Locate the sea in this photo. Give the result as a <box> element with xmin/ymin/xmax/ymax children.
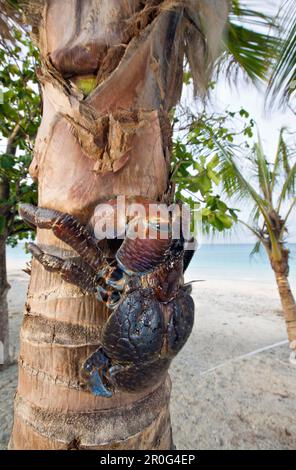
<box><xmin>186</xmin><ymin>243</ymin><xmax>296</xmax><ymax>285</ymax></box>
<box><xmin>6</xmin><ymin>243</ymin><xmax>296</xmax><ymax>286</ymax></box>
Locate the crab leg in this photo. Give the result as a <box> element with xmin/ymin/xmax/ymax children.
<box><xmin>28</xmin><ymin>243</ymin><xmax>97</xmax><ymax>293</ymax></box>
<box><xmin>20</xmin><ymin>204</ymin><xmax>104</xmax><ymax>271</ymax></box>
<box><xmin>81</xmin><ymin>348</ymin><xmax>113</xmax><ymax>398</ymax></box>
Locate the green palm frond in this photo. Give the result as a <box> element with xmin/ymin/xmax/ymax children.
<box><xmin>249</xmin><ymin>202</ymin><xmax>261</xmax><ymax>226</ymax></box>
<box><xmin>277</xmin><ymin>161</ymin><xmax>296</xmax><ymax>211</ymax></box>
<box><xmin>280</xmin><ymin>198</ymin><xmax>296</xmax><ymax>239</ymax></box>
<box><xmin>0</xmin><ymin>1</ymin><xmax>22</xmax><ymax>42</ymax></box>
<box><xmin>216</xmin><ymin>136</ymin><xmax>282</xmax><ymax>260</ymax></box>
<box><xmin>271</xmin><ymin>128</ymin><xmax>296</xmax><ymax>199</ymax></box>
<box><xmin>215</xmin><ymin>137</ymin><xmax>268</xmax><ymax>211</ymax></box>
<box><xmin>217</xmin><ymin>129</ymin><xmax>296</xmax><ymax>259</ymax></box>
<box><xmin>271</xmin><ymin>128</ymin><xmax>287</xmax><ymax>191</ymax></box>
<box><xmin>252</xmin><ymin>134</ymin><xmax>272</xmax><ymax>203</ymax></box>
<box><xmin>217</xmin><ymin>0</ymin><xmax>279</xmax><ymax>84</ymax></box>
<box><xmin>267</xmin><ymin>0</ymin><xmax>296</xmax><ymax>105</ymax></box>
<box><xmin>281</xmin><ymin>135</ymin><xmax>293</xmax><ymax>177</ymax></box>
<box><xmin>250</xmin><ymin>239</ymin><xmax>262</xmax><ymax>257</ymax></box>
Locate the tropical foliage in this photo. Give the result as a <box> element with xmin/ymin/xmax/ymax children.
<box><xmin>0</xmin><ymin>0</ymin><xmax>283</xmax><ymax>241</ymax></box>
<box><xmin>0</xmin><ymin>1</ymin><xmax>292</xmax><ymax>246</ymax></box>
<box><xmin>0</xmin><ymin>28</ymin><xmax>40</xmax><ymax>247</ymax></box>
<box><xmin>218</xmin><ymin>129</ymin><xmax>295</xmax><ymax>262</ymax></box>
<box><xmin>268</xmin><ymin>0</ymin><xmax>296</xmax><ymax>107</ymax></box>
<box><xmin>222</xmin><ymin>0</ymin><xmax>279</xmax><ymax>84</ymax></box>
<box><xmin>218</xmin><ymin>128</ymin><xmax>296</xmax><ymax>357</ymax></box>
<box><xmin>171</xmin><ymin>106</ymin><xmax>254</xmax><ymax>232</ymax></box>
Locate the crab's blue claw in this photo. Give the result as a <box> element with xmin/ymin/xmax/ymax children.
<box><xmin>88</xmin><ymin>369</ymin><xmax>113</xmax><ymax>398</ymax></box>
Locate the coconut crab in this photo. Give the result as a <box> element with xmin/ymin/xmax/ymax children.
<box><xmin>19</xmin><ymin>199</ymin><xmax>195</xmax><ymax>397</ymax></box>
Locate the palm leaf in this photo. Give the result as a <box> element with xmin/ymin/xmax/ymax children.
<box><xmin>271</xmin><ymin>128</ymin><xmax>287</xmax><ymax>191</ymax></box>
<box><xmin>280</xmin><ymin>198</ymin><xmax>296</xmax><ymax>240</ymax></box>
<box><xmin>277</xmin><ymin>161</ymin><xmax>296</xmax><ymax>210</ymax></box>
<box><xmin>252</xmin><ymin>134</ymin><xmax>272</xmax><ymax>203</ymax></box>
<box><xmin>267</xmin><ymin>0</ymin><xmax>296</xmax><ymax>106</ymax></box>
<box><xmin>250</xmin><ymin>239</ymin><xmax>262</xmax><ymax>257</ymax></box>
<box><xmin>216</xmin><ymin>138</ymin><xmax>266</xmax><ymax>208</ymax></box>
<box><xmin>217</xmin><ymin>1</ymin><xmax>279</xmax><ymax>84</ymax></box>
<box><xmin>249</xmin><ymin>202</ymin><xmax>261</xmax><ymax>226</ymax></box>
<box><xmin>0</xmin><ymin>1</ymin><xmax>22</xmax><ymax>42</ymax></box>
<box><xmin>216</xmin><ymin>137</ymin><xmax>282</xmax><ymax>260</ymax></box>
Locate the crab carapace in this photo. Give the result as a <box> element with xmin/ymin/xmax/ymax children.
<box><xmin>19</xmin><ymin>199</ymin><xmax>195</xmax><ymax>397</ymax></box>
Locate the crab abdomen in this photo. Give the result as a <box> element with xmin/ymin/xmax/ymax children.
<box><xmin>101</xmin><ymin>288</ymin><xmax>165</xmax><ymax>364</ymax></box>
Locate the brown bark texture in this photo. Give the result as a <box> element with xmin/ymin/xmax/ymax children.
<box><xmin>0</xmin><ymin>236</ymin><xmax>9</xmax><ymax>368</ymax></box>
<box><xmin>272</xmin><ymin>250</ymin><xmax>296</xmax><ymax>345</ymax></box>
<box><xmin>10</xmin><ymin>0</ymin><xmax>228</xmax><ymax>450</ymax></box>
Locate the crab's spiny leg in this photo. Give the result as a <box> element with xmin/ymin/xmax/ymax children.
<box><xmin>20</xmin><ymin>204</ymin><xmax>104</xmax><ymax>271</ymax></box>
<box><xmin>28</xmin><ymin>243</ymin><xmax>97</xmax><ymax>293</ymax></box>
<box><xmin>81</xmin><ymin>348</ymin><xmax>113</xmax><ymax>397</ymax></box>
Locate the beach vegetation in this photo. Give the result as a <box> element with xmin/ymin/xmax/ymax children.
<box><xmin>0</xmin><ymin>28</ymin><xmax>39</xmax><ymax>365</ymax></box>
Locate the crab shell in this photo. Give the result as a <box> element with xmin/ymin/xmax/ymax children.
<box><xmin>100</xmin><ymin>286</ymin><xmax>194</xmax><ymax>393</ymax></box>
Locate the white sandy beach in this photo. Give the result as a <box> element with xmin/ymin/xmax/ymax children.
<box><xmin>0</xmin><ymin>265</ymin><xmax>296</xmax><ymax>450</ymax></box>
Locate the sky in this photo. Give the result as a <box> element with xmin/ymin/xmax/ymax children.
<box><xmin>199</xmin><ymin>0</ymin><xmax>296</xmax><ymax>244</ymax></box>
<box><xmin>206</xmin><ymin>72</ymin><xmax>296</xmax><ymax>244</ymax></box>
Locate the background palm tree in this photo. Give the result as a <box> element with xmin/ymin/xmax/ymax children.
<box><xmin>218</xmin><ymin>129</ymin><xmax>296</xmax><ymax>363</ymax></box>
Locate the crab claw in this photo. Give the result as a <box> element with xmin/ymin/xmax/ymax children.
<box><xmin>19</xmin><ymin>203</ymin><xmax>104</xmax><ymax>271</ymax></box>
<box><xmin>81</xmin><ymin>348</ymin><xmax>113</xmax><ymax>398</ymax></box>
<box><xmin>87</xmin><ymin>369</ymin><xmax>113</xmax><ymax>398</ymax></box>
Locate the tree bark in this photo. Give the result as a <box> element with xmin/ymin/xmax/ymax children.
<box><xmin>274</xmin><ymin>270</ymin><xmax>296</xmax><ymax>345</ymax></box>
<box><xmin>0</xmin><ymin>124</ymin><xmax>20</xmax><ymax>368</ymax></box>
<box><xmin>0</xmin><ymin>235</ymin><xmax>9</xmax><ymax>368</ymax></box>
<box><xmin>0</xmin><ymin>135</ymin><xmax>13</xmax><ymax>369</ymax></box>
<box><xmin>10</xmin><ymin>0</ymin><xmax>228</xmax><ymax>450</ymax></box>
<box><xmin>270</xmin><ymin>247</ymin><xmax>296</xmax><ymax>347</ymax></box>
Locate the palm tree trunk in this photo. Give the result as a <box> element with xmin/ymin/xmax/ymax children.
<box><xmin>9</xmin><ymin>0</ymin><xmax>228</xmax><ymax>450</ymax></box>
<box><xmin>0</xmin><ymin>126</ymin><xmax>20</xmax><ymax>369</ymax></box>
<box><xmin>0</xmin><ymin>170</ymin><xmax>11</xmax><ymax>369</ymax></box>
<box><xmin>270</xmin><ymin>247</ymin><xmax>296</xmax><ymax>348</ymax></box>
<box><xmin>0</xmin><ymin>235</ymin><xmax>9</xmax><ymax>368</ymax></box>
<box><xmin>274</xmin><ymin>270</ymin><xmax>296</xmax><ymax>345</ymax></box>
<box><xmin>10</xmin><ymin>0</ymin><xmax>181</xmax><ymax>450</ymax></box>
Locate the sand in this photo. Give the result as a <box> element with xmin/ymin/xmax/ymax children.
<box><xmin>0</xmin><ymin>270</ymin><xmax>295</xmax><ymax>450</ymax></box>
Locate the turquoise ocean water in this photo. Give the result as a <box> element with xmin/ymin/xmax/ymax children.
<box><xmin>187</xmin><ymin>243</ymin><xmax>296</xmax><ymax>285</ymax></box>
<box><xmin>6</xmin><ymin>243</ymin><xmax>296</xmax><ymax>285</ymax></box>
